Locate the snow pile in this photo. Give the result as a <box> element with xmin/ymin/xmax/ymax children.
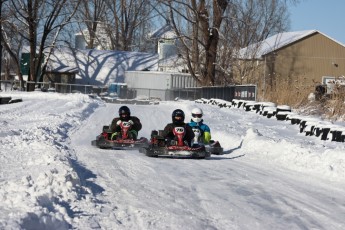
<box><xmin>0</xmin><ymin>92</ymin><xmax>102</xmax><ymax>229</ymax></box>
<box><xmin>239</xmin><ymin>127</ymin><xmax>345</xmax><ymax>181</ymax></box>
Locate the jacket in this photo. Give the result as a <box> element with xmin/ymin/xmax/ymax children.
<box><xmin>188</xmin><ymin>120</ymin><xmax>211</xmax><ymax>144</ymax></box>
<box><xmin>163</xmin><ymin>122</ymin><xmax>195</xmax><ymax>146</ymax></box>
<box><xmin>109</xmin><ymin>116</ymin><xmax>142</xmax><ymax>133</ymax></box>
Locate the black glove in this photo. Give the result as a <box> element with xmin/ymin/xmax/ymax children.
<box><xmin>115</xmin><ymin>125</ymin><xmax>121</xmax><ymax>132</ymax></box>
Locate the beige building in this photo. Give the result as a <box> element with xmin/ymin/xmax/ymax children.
<box><xmin>236</xmin><ymin>30</ymin><xmax>345</xmax><ymax>104</ymax></box>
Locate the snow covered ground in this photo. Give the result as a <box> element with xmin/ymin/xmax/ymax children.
<box><xmin>1</xmin><ymin>91</ymin><xmax>345</xmax><ymax>230</ymax></box>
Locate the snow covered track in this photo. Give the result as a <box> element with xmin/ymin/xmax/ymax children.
<box><xmin>1</xmin><ymin>92</ymin><xmax>345</xmax><ymax>229</ymax></box>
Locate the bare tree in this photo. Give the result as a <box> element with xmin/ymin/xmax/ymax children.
<box><xmin>157</xmin><ymin>0</ymin><xmax>301</xmax><ymax>86</ymax></box>
<box><xmin>76</xmin><ymin>0</ymin><xmax>107</xmax><ymax>49</ymax></box>
<box><xmin>75</xmin><ymin>0</ymin><xmax>154</xmax><ymax>52</ymax></box>
<box><xmin>158</xmin><ymin>0</ymin><xmax>228</xmax><ymax>86</ymax></box>
<box><xmin>104</xmin><ymin>0</ymin><xmax>154</xmax><ymax>51</ymax></box>
<box><xmin>3</xmin><ymin>0</ymin><xmax>80</xmax><ymax>91</ymax></box>
<box><xmin>219</xmin><ymin>0</ymin><xmax>291</xmax><ymax>85</ymax></box>
<box><xmin>0</xmin><ymin>0</ymin><xmax>4</xmax><ymax>90</ymax></box>
<box><xmin>1</xmin><ymin>0</ymin><xmax>27</xmax><ymax>89</ymax></box>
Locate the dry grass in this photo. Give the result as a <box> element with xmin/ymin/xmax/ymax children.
<box><xmin>322</xmin><ymin>97</ymin><xmax>345</xmax><ymax>121</ymax></box>
<box><xmin>257</xmin><ymin>77</ymin><xmax>345</xmax><ymax>121</ymax></box>
<box><xmin>297</xmin><ymin>98</ymin><xmax>345</xmax><ymax>121</ymax></box>
<box><xmin>258</xmin><ymin>78</ymin><xmax>313</xmax><ymax>106</ymax></box>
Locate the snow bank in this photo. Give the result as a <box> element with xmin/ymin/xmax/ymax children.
<box><xmin>0</xmin><ymin>92</ymin><xmax>102</xmax><ymax>229</ymax></box>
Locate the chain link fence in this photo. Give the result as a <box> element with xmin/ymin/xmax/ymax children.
<box><xmin>0</xmin><ymin>80</ymin><xmax>102</xmax><ymax>94</ymax></box>
<box><xmin>1</xmin><ymin>80</ymin><xmax>256</xmax><ymax>102</ymax></box>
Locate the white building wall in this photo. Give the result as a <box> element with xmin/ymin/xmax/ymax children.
<box><xmin>125</xmin><ymin>71</ymin><xmax>171</xmax><ymax>89</ymax></box>
<box><xmin>125</xmin><ymin>71</ymin><xmax>197</xmax><ymax>90</ymax></box>
<box><xmin>124</xmin><ymin>71</ymin><xmax>198</xmax><ymax>100</ymax></box>
<box><xmin>171</xmin><ymin>74</ymin><xmax>197</xmax><ymax>88</ymax></box>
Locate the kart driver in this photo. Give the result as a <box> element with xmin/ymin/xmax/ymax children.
<box><xmin>109</xmin><ymin>106</ymin><xmax>142</xmax><ymax>140</ymax></box>
<box><xmin>188</xmin><ymin>107</ymin><xmax>211</xmax><ymax>144</ymax></box>
<box><xmin>163</xmin><ymin>109</ymin><xmax>195</xmax><ymax>147</ymax></box>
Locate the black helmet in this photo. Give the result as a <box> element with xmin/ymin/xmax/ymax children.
<box><xmin>119</xmin><ymin>106</ymin><xmax>130</xmax><ymax>121</ymax></box>
<box><xmin>172</xmin><ymin>109</ymin><xmax>185</xmax><ymax>125</ymax></box>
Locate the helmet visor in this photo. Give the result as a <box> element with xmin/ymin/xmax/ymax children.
<box><xmin>192</xmin><ymin>113</ymin><xmax>202</xmax><ymax>118</ymax></box>
<box><xmin>174</xmin><ymin>115</ymin><xmax>183</xmax><ymax>120</ymax></box>
<box><xmin>120</xmin><ymin>113</ymin><xmax>129</xmax><ymax>118</ymax></box>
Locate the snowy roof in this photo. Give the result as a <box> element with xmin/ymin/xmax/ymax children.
<box><xmin>149</xmin><ymin>23</ymin><xmax>177</xmax><ymax>40</ymax></box>
<box><xmin>239</xmin><ymin>30</ymin><xmax>345</xmax><ymax>59</ymax></box>
<box><xmin>21</xmin><ymin>45</ymin><xmax>185</xmax><ymax>86</ymax></box>
<box><xmin>46</xmin><ymin>47</ymin><xmax>79</xmax><ymax>73</ymax></box>
<box><xmin>158</xmin><ymin>53</ymin><xmax>186</xmax><ymax>70</ymax></box>
<box><xmin>46</xmin><ymin>48</ymin><xmax>160</xmax><ymax>85</ymax></box>
<box><xmin>46</xmin><ymin>65</ymin><xmax>79</xmax><ymax>74</ymax></box>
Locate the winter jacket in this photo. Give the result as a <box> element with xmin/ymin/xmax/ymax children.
<box><xmin>109</xmin><ymin>116</ymin><xmax>142</xmax><ymax>133</ymax></box>
<box><xmin>188</xmin><ymin>120</ymin><xmax>211</xmax><ymax>144</ymax></box>
<box><xmin>163</xmin><ymin>123</ymin><xmax>195</xmax><ymax>146</ymax></box>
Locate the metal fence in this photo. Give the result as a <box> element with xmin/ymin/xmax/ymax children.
<box><xmin>233</xmin><ymin>85</ymin><xmax>257</xmax><ymax>101</ymax></box>
<box><xmin>0</xmin><ymin>80</ymin><xmax>104</xmax><ymax>94</ymax></box>
<box><xmin>125</xmin><ymin>86</ymin><xmax>256</xmax><ymax>101</ymax></box>
<box><xmin>188</xmin><ymin>85</ymin><xmax>256</xmax><ymax>101</ymax></box>
<box><xmin>1</xmin><ymin>80</ymin><xmax>256</xmax><ymax>102</ymax></box>
<box><xmin>0</xmin><ymin>80</ymin><xmax>16</xmax><ymax>91</ymax></box>
<box><xmin>123</xmin><ymin>87</ymin><xmax>201</xmax><ymax>101</ymax></box>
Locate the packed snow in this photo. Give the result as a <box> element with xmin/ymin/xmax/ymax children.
<box><xmin>1</xmin><ymin>91</ymin><xmax>345</xmax><ymax>230</ymax></box>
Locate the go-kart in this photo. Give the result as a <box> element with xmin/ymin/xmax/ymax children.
<box><xmin>139</xmin><ymin>127</ymin><xmax>210</xmax><ymax>159</ymax></box>
<box><xmin>91</xmin><ymin>121</ymin><xmax>149</xmax><ymax>150</ymax></box>
<box><xmin>190</xmin><ymin>127</ymin><xmax>223</xmax><ymax>155</ymax></box>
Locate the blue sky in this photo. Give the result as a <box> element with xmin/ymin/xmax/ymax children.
<box><xmin>289</xmin><ymin>0</ymin><xmax>345</xmax><ymax>45</ymax></box>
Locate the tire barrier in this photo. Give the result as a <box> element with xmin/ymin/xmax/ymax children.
<box><xmin>0</xmin><ymin>97</ymin><xmax>12</xmax><ymax>104</ymax></box>
<box><xmin>0</xmin><ymin>96</ymin><xmax>23</xmax><ymax>105</ymax></box>
<box><xmin>195</xmin><ymin>98</ymin><xmax>345</xmax><ymax>143</ymax></box>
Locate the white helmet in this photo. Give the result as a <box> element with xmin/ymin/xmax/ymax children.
<box><xmin>191</xmin><ymin>107</ymin><xmax>203</xmax><ymax>122</ymax></box>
